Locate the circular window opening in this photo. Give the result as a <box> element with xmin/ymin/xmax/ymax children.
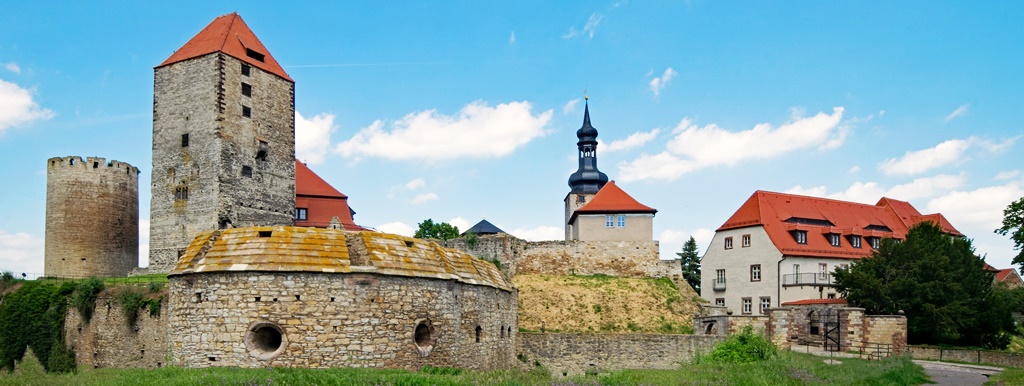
<box><xmin>413</xmin><ymin>320</ymin><xmax>435</xmax><ymax>357</ymax></box>
<box><xmin>245</xmin><ymin>322</ymin><xmax>286</xmax><ymax>360</ymax></box>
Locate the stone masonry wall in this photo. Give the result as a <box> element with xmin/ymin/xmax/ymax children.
<box><xmin>862</xmin><ymin>316</ymin><xmax>907</xmax><ymax>355</ymax></box>
<box><xmin>445</xmin><ymin>234</ymin><xmax>680</xmax><ymax>279</ymax></box>
<box><xmin>149</xmin><ymin>53</ymin><xmax>295</xmax><ymax>273</ymax></box>
<box><xmin>516</xmin><ymin>333</ymin><xmax>723</xmax><ymax>377</ymax></box>
<box><xmin>65</xmin><ymin>289</ymin><xmax>168</xmax><ymax>369</ymax></box>
<box><xmin>168</xmin><ymin>271</ymin><xmax>517</xmax><ymax>370</ymax></box>
<box><xmin>909</xmin><ymin>346</ymin><xmax>1024</xmax><ymax>368</ymax></box>
<box><xmin>45</xmin><ymin>156</ymin><xmax>139</xmax><ymax>278</ymax></box>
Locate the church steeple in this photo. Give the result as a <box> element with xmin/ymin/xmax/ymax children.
<box><xmin>567</xmin><ymin>98</ymin><xmax>609</xmax><ymax>194</ymax></box>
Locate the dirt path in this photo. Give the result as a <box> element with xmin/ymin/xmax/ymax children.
<box><xmin>914</xmin><ymin>360</ymin><xmax>1002</xmax><ymax>386</ymax></box>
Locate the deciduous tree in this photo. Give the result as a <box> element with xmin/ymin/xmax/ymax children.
<box><xmin>833</xmin><ymin>222</ymin><xmax>1012</xmax><ymax>348</ymax></box>
<box><xmin>677</xmin><ymin>236</ymin><xmax>701</xmax><ymax>294</ymax></box>
<box><xmin>996</xmin><ymin>197</ymin><xmax>1024</xmax><ymax>267</ymax></box>
<box><xmin>414</xmin><ymin>219</ymin><xmax>460</xmax><ymax>241</ymax></box>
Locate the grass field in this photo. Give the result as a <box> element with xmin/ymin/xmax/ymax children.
<box><xmin>0</xmin><ymin>350</ymin><xmax>930</xmax><ymax>386</ymax></box>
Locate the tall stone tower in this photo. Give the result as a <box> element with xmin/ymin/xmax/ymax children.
<box><xmin>148</xmin><ymin>13</ymin><xmax>296</xmax><ymax>272</ymax></box>
<box><xmin>45</xmin><ymin>156</ymin><xmax>139</xmax><ymax>277</ymax></box>
<box><xmin>564</xmin><ymin>98</ymin><xmax>609</xmax><ymax>240</ymax></box>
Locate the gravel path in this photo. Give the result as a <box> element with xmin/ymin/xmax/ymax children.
<box><xmin>914</xmin><ymin>360</ymin><xmax>1002</xmax><ymax>386</ymax></box>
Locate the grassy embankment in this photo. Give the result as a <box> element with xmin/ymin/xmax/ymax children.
<box><xmin>0</xmin><ymin>349</ymin><xmax>929</xmax><ymax>386</ymax></box>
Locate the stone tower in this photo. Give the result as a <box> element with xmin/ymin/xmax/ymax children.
<box><xmin>564</xmin><ymin>98</ymin><xmax>609</xmax><ymax>240</ymax></box>
<box><xmin>148</xmin><ymin>13</ymin><xmax>296</xmax><ymax>272</ymax></box>
<box><xmin>45</xmin><ymin>156</ymin><xmax>139</xmax><ymax>277</ymax></box>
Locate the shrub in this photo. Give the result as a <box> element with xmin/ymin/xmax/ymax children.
<box><xmin>70</xmin><ymin>278</ymin><xmax>104</xmax><ymax>323</ymax></box>
<box><xmin>119</xmin><ymin>288</ymin><xmax>145</xmax><ymax>327</ymax></box>
<box><xmin>703</xmin><ymin>326</ymin><xmax>777</xmax><ymax>363</ymax></box>
<box><xmin>421</xmin><ymin>366</ymin><xmax>462</xmax><ymax>375</ymax></box>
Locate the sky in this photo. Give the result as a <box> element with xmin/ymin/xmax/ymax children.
<box><xmin>0</xmin><ymin>1</ymin><xmax>1022</xmax><ymax>275</ymax></box>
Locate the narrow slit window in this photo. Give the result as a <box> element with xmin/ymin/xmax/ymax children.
<box><xmin>181</xmin><ymin>133</ymin><xmax>189</xmax><ymax>147</ymax></box>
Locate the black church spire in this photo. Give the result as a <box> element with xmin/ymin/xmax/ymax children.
<box><xmin>567</xmin><ymin>98</ymin><xmax>609</xmax><ymax>194</ymax></box>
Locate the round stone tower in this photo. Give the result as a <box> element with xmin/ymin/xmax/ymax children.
<box><xmin>45</xmin><ymin>156</ymin><xmax>140</xmax><ymax>278</ymax></box>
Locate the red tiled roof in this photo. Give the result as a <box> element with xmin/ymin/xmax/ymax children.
<box><xmin>295</xmin><ymin>160</ymin><xmax>346</xmax><ymax>198</ymax></box>
<box><xmin>996</xmin><ymin>268</ymin><xmax>1020</xmax><ymax>283</ymax></box>
<box><xmin>719</xmin><ymin>191</ymin><xmax>962</xmax><ymax>259</ymax></box>
<box><xmin>570</xmin><ymin>181</ymin><xmax>656</xmax><ymax>223</ymax></box>
<box><xmin>781</xmin><ymin>298</ymin><xmax>848</xmax><ymax>306</ymax></box>
<box><xmin>158</xmin><ymin>13</ymin><xmax>292</xmax><ymax>82</ymax></box>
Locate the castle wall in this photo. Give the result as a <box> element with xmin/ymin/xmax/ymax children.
<box><xmin>45</xmin><ymin>156</ymin><xmax>139</xmax><ymax>277</ymax></box>
<box><xmin>516</xmin><ymin>332</ymin><xmax>723</xmax><ymax>377</ymax></box>
<box><xmin>517</xmin><ymin>240</ymin><xmax>678</xmax><ymax>278</ymax></box>
<box><xmin>149</xmin><ymin>53</ymin><xmax>295</xmax><ymax>272</ymax></box>
<box><xmin>168</xmin><ymin>271</ymin><xmax>518</xmax><ymax>370</ymax></box>
<box><xmin>65</xmin><ymin>290</ymin><xmax>168</xmax><ymax>369</ymax></box>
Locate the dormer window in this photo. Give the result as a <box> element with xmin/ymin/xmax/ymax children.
<box><xmin>793</xmin><ymin>230</ymin><xmax>807</xmax><ymax>244</ymax></box>
<box><xmin>867</xmin><ymin>237</ymin><xmax>881</xmax><ymax>249</ymax></box>
<box><xmin>827</xmin><ymin>234</ymin><xmax>841</xmax><ymax>247</ymax></box>
<box><xmin>849</xmin><ymin>235</ymin><xmax>862</xmax><ymax>248</ymax></box>
<box><xmin>246</xmin><ymin>49</ymin><xmax>265</xmax><ymax>62</ymax></box>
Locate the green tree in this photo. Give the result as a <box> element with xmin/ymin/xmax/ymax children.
<box><xmin>414</xmin><ymin>219</ymin><xmax>460</xmax><ymax>241</ymax></box>
<box><xmin>833</xmin><ymin>222</ymin><xmax>1012</xmax><ymax>348</ymax></box>
<box><xmin>676</xmin><ymin>236</ymin><xmax>701</xmax><ymax>294</ymax></box>
<box><xmin>996</xmin><ymin>197</ymin><xmax>1024</xmax><ymax>266</ymax></box>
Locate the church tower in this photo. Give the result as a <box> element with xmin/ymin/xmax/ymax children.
<box><xmin>148</xmin><ymin>13</ymin><xmax>296</xmax><ymax>272</ymax></box>
<box><xmin>564</xmin><ymin>97</ymin><xmax>609</xmax><ymax>240</ymax></box>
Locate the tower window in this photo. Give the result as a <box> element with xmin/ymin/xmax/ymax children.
<box><xmin>181</xmin><ymin>133</ymin><xmax>189</xmax><ymax>147</ymax></box>
<box><xmin>174</xmin><ymin>185</ymin><xmax>189</xmax><ymax>200</ymax></box>
<box><xmin>242</xmin><ymin>83</ymin><xmax>252</xmax><ymax>97</ymax></box>
<box><xmin>724</xmin><ymin>237</ymin><xmax>733</xmax><ymax>250</ymax></box>
<box><xmin>294</xmin><ymin>208</ymin><xmax>308</xmax><ymax>221</ymax></box>
<box><xmin>241</xmin><ymin>63</ymin><xmax>251</xmax><ymax>76</ymax></box>
<box><xmin>245</xmin><ymin>49</ymin><xmax>265</xmax><ymax>62</ymax></box>
<box><xmin>742</xmin><ymin>234</ymin><xmax>751</xmax><ymax>247</ymax></box>
<box><xmin>242</xmin><ymin>106</ymin><xmax>251</xmax><ymax>118</ymax></box>
<box><xmin>241</xmin><ymin>166</ymin><xmax>253</xmax><ymax>177</ymax></box>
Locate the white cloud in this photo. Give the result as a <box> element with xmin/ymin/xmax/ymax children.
<box><xmin>510</xmin><ymin>225</ymin><xmax>562</xmax><ymax>241</ymax></box>
<box><xmin>0</xmin><ymin>79</ymin><xmax>54</xmax><ymax>133</ymax></box>
<box><xmin>376</xmin><ymin>222</ymin><xmax>415</xmax><ymax>236</ymax></box>
<box><xmin>563</xmin><ymin>98</ymin><xmax>580</xmax><ymax>114</ymax></box>
<box><xmin>563</xmin><ymin>13</ymin><xmax>604</xmax><ymax>39</ymax></box>
<box><xmin>995</xmin><ymin>171</ymin><xmax>1020</xmax><ymax>181</ymax></box>
<box><xmin>785</xmin><ymin>174</ymin><xmax>966</xmax><ymax>205</ymax></box>
<box><xmin>448</xmin><ymin>217</ymin><xmax>470</xmax><ymax>233</ymax></box>
<box><xmin>848</xmin><ymin>166</ymin><xmax>861</xmax><ymax>173</ymax></box>
<box><xmin>0</xmin><ymin>230</ymin><xmax>44</xmax><ymax>275</ymax></box>
<box><xmin>945</xmin><ymin>103</ymin><xmax>970</xmax><ymax>122</ymax></box>
<box><xmin>658</xmin><ymin>228</ymin><xmax>714</xmax><ymax>259</ymax></box>
<box><xmin>785</xmin><ymin>185</ymin><xmax>829</xmax><ymax>198</ymax></box>
<box><xmin>602</xmin><ymin>129</ymin><xmax>660</xmax><ymax>153</ymax></box>
<box><xmin>405</xmin><ymin>178</ymin><xmax>426</xmax><ymax>190</ymax></box>
<box><xmin>295</xmin><ymin>112</ymin><xmax>335</xmax><ymax>165</ymax></box>
<box><xmin>4</xmin><ymin>62</ymin><xmax>20</xmax><ymax>74</ymax></box>
<box><xmin>412</xmin><ymin>193</ymin><xmax>439</xmax><ymax>204</ymax></box>
<box><xmin>648</xmin><ymin>67</ymin><xmax>677</xmax><ymax>96</ymax></box>
<box><xmin>139</xmin><ymin>218</ymin><xmax>150</xmax><ymax>268</ymax></box>
<box><xmin>619</xmin><ymin>107</ymin><xmax>845</xmax><ymax>181</ymax></box>
<box><xmin>335</xmin><ymin>100</ymin><xmax>552</xmax><ymax>161</ymax></box>
<box><xmin>885</xmin><ymin>173</ymin><xmax>967</xmax><ymax>201</ymax></box>
<box><xmin>927</xmin><ymin>183</ymin><xmax>1024</xmax><ymax>233</ymax></box>
<box><xmin>879</xmin><ymin>138</ymin><xmax>972</xmax><ymax>176</ymax></box>
<box><xmin>509</xmin><ymin>31</ymin><xmax>517</xmax><ymax>45</ymax></box>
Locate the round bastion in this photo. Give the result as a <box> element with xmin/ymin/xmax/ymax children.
<box><xmin>167</xmin><ymin>226</ymin><xmax>518</xmax><ymax>370</ymax></box>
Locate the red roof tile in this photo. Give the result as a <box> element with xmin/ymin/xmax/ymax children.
<box><xmin>295</xmin><ymin>160</ymin><xmax>346</xmax><ymax>198</ymax></box>
<box><xmin>719</xmin><ymin>191</ymin><xmax>962</xmax><ymax>260</ymax></box>
<box><xmin>158</xmin><ymin>13</ymin><xmax>292</xmax><ymax>82</ymax></box>
<box><xmin>996</xmin><ymin>268</ymin><xmax>1020</xmax><ymax>283</ymax></box>
<box><xmin>574</xmin><ymin>181</ymin><xmax>657</xmax><ymax>215</ymax></box>
<box><xmin>781</xmin><ymin>298</ymin><xmax>848</xmax><ymax>306</ymax></box>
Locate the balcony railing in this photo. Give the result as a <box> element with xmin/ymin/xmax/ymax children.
<box><xmin>782</xmin><ymin>273</ymin><xmax>834</xmax><ymax>287</ymax></box>
<box><xmin>712</xmin><ymin>278</ymin><xmax>726</xmax><ymax>291</ymax></box>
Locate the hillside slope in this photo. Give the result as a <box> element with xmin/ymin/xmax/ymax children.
<box><xmin>514</xmin><ymin>274</ymin><xmax>703</xmax><ymax>334</ymax></box>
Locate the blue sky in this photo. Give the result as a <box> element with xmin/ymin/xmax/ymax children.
<box><xmin>1</xmin><ymin>1</ymin><xmax>1022</xmax><ymax>274</ymax></box>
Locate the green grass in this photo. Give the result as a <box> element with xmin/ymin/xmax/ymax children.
<box><xmin>0</xmin><ymin>351</ymin><xmax>930</xmax><ymax>386</ymax></box>
<box><xmin>987</xmin><ymin>367</ymin><xmax>1024</xmax><ymax>385</ymax></box>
